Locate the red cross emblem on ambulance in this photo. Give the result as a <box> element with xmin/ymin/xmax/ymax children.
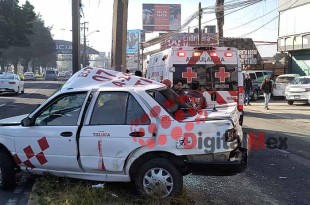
<box><xmin>215</xmin><ymin>67</ymin><xmax>230</xmax><ymax>83</ymax></box>
<box><xmin>182</xmin><ymin>67</ymin><xmax>197</xmax><ymax>83</ymax></box>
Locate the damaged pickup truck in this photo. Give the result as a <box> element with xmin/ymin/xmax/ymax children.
<box><xmin>0</xmin><ymin>67</ymin><xmax>248</xmax><ymax>198</ymax></box>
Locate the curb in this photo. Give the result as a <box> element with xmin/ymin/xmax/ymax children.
<box><xmin>27</xmin><ymin>182</ymin><xmax>38</xmax><ymax>205</ymax></box>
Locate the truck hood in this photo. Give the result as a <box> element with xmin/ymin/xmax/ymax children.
<box><xmin>0</xmin><ymin>114</ymin><xmax>29</xmax><ymax>126</ymax></box>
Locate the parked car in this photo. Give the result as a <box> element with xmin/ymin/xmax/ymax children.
<box><xmin>242</xmin><ymin>70</ymin><xmax>274</xmax><ymax>101</ymax></box>
<box><xmin>0</xmin><ymin>67</ymin><xmax>248</xmax><ymax>197</ymax></box>
<box><xmin>285</xmin><ymin>76</ymin><xmax>310</xmax><ymax>105</ymax></box>
<box><xmin>272</xmin><ymin>74</ymin><xmax>299</xmax><ymax>99</ymax></box>
<box><xmin>0</xmin><ymin>73</ymin><xmax>24</xmax><ymax>95</ymax></box>
<box><xmin>23</xmin><ymin>72</ymin><xmax>36</xmax><ymax>81</ymax></box>
<box><xmin>44</xmin><ymin>70</ymin><xmax>58</xmax><ymax>80</ymax></box>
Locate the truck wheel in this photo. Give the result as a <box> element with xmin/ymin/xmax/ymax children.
<box><xmin>233</xmin><ymin>148</ymin><xmax>248</xmax><ymax>173</ymax></box>
<box><xmin>288</xmin><ymin>101</ymin><xmax>294</xmax><ymax>105</ymax></box>
<box><xmin>135</xmin><ymin>158</ymin><xmax>183</xmax><ymax>198</ymax></box>
<box><xmin>0</xmin><ymin>152</ymin><xmax>16</xmax><ymax>190</ymax></box>
<box><xmin>251</xmin><ymin>90</ymin><xmax>258</xmax><ymax>101</ymax></box>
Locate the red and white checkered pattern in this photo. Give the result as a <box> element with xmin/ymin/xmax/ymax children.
<box><xmin>13</xmin><ymin>137</ymin><xmax>49</xmax><ymax>169</ymax></box>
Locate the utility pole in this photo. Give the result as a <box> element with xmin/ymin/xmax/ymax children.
<box><xmin>81</xmin><ymin>22</ymin><xmax>89</xmax><ymax>68</ymax></box>
<box><xmin>111</xmin><ymin>0</ymin><xmax>128</xmax><ymax>72</ymax></box>
<box><xmin>198</xmin><ymin>2</ymin><xmax>202</xmax><ymax>45</ymax></box>
<box><xmin>72</xmin><ymin>0</ymin><xmax>81</xmax><ymax>74</ymax></box>
<box><xmin>141</xmin><ymin>44</ymin><xmax>144</xmax><ymax>72</ymax></box>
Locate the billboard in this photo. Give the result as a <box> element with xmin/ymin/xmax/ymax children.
<box><xmin>127</xmin><ymin>30</ymin><xmax>141</xmax><ymax>54</ymax></box>
<box><xmin>239</xmin><ymin>50</ymin><xmax>258</xmax><ymax>65</ymax></box>
<box><xmin>142</xmin><ymin>4</ymin><xmax>181</xmax><ymax>32</ymax></box>
<box><xmin>160</xmin><ymin>33</ymin><xmax>218</xmax><ymax>50</ymax></box>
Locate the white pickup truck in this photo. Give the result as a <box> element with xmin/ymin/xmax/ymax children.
<box><xmin>0</xmin><ymin>67</ymin><xmax>248</xmax><ymax>198</ymax></box>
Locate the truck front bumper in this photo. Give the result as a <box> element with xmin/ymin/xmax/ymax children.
<box><xmin>185</xmin><ymin>133</ymin><xmax>248</xmax><ymax>176</ymax></box>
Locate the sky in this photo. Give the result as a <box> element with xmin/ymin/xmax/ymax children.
<box><xmin>18</xmin><ymin>0</ymin><xmax>280</xmax><ymax>57</ymax></box>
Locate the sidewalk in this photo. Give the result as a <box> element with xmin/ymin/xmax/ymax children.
<box><xmin>244</xmin><ymin>99</ymin><xmax>310</xmax><ymax>130</ymax></box>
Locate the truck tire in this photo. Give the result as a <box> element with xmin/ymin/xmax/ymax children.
<box><xmin>288</xmin><ymin>101</ymin><xmax>294</xmax><ymax>105</ymax></box>
<box><xmin>0</xmin><ymin>152</ymin><xmax>16</xmax><ymax>190</ymax></box>
<box><xmin>251</xmin><ymin>90</ymin><xmax>258</xmax><ymax>101</ymax></box>
<box><xmin>134</xmin><ymin>158</ymin><xmax>183</xmax><ymax>198</ymax></box>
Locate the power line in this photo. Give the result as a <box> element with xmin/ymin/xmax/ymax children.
<box><xmin>225</xmin><ymin>0</ymin><xmax>295</xmax><ymax>32</ymax></box>
<box><xmin>239</xmin><ymin>15</ymin><xmax>278</xmax><ymax>37</ymax></box>
<box><xmin>238</xmin><ymin>0</ymin><xmax>299</xmax><ymax>37</ymax></box>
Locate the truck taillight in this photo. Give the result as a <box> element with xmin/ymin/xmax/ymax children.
<box><xmin>225</xmin><ymin>128</ymin><xmax>238</xmax><ymax>142</ymax></box>
<box><xmin>178</xmin><ymin>51</ymin><xmax>186</xmax><ymax>57</ymax></box>
<box><xmin>224</xmin><ymin>52</ymin><xmax>233</xmax><ymax>57</ymax></box>
<box><xmin>238</xmin><ymin>86</ymin><xmax>244</xmax><ymax>111</ymax></box>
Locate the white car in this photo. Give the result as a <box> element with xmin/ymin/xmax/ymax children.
<box><xmin>285</xmin><ymin>76</ymin><xmax>310</xmax><ymax>105</ymax></box>
<box><xmin>0</xmin><ymin>67</ymin><xmax>248</xmax><ymax>197</ymax></box>
<box><xmin>23</xmin><ymin>72</ymin><xmax>36</xmax><ymax>81</ymax></box>
<box><xmin>0</xmin><ymin>73</ymin><xmax>24</xmax><ymax>95</ymax></box>
<box><xmin>272</xmin><ymin>74</ymin><xmax>299</xmax><ymax>98</ymax></box>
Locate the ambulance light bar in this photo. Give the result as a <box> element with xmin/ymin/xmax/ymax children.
<box><xmin>224</xmin><ymin>52</ymin><xmax>233</xmax><ymax>57</ymax></box>
<box><xmin>193</xmin><ymin>52</ymin><xmax>202</xmax><ymax>57</ymax></box>
<box><xmin>177</xmin><ymin>51</ymin><xmax>186</xmax><ymax>57</ymax></box>
<box><xmin>209</xmin><ymin>51</ymin><xmax>218</xmax><ymax>57</ymax></box>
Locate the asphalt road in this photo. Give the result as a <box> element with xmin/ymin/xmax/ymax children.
<box><xmin>0</xmin><ymin>82</ymin><xmax>309</xmax><ymax>205</ymax></box>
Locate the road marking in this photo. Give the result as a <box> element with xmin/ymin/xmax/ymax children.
<box><xmin>275</xmin><ymin>149</ymin><xmax>310</xmax><ymax>169</ymax></box>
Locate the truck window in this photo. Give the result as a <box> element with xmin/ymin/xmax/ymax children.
<box><xmin>90</xmin><ymin>92</ymin><xmax>151</xmax><ymax>125</ymax></box>
<box><xmin>256</xmin><ymin>72</ymin><xmax>264</xmax><ymax>82</ymax></box>
<box><xmin>90</xmin><ymin>92</ymin><xmax>128</xmax><ymax>125</ymax></box>
<box><xmin>249</xmin><ymin>73</ymin><xmax>256</xmax><ymax>80</ymax></box>
<box><xmin>173</xmin><ymin>64</ymin><xmax>238</xmax><ymax>91</ymax></box>
<box><xmin>35</xmin><ymin>92</ymin><xmax>87</xmax><ymax>126</ymax></box>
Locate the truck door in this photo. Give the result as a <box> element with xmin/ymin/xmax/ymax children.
<box><xmin>79</xmin><ymin>91</ymin><xmax>156</xmax><ymax>173</ymax></box>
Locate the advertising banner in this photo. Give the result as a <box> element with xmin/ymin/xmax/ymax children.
<box><xmin>143</xmin><ymin>4</ymin><xmax>181</xmax><ymax>32</ymax></box>
<box><xmin>160</xmin><ymin>33</ymin><xmax>218</xmax><ymax>49</ymax></box>
<box><xmin>127</xmin><ymin>30</ymin><xmax>140</xmax><ymax>54</ymax></box>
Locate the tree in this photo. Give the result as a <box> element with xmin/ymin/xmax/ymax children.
<box><xmin>0</xmin><ymin>0</ymin><xmax>35</xmax><ymax>72</ymax></box>
<box><xmin>0</xmin><ymin>0</ymin><xmax>35</xmax><ymax>48</ymax></box>
<box><xmin>11</xmin><ymin>15</ymin><xmax>56</xmax><ymax>73</ymax></box>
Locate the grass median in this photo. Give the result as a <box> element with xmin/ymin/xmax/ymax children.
<box><xmin>32</xmin><ymin>175</ymin><xmax>195</xmax><ymax>205</ymax></box>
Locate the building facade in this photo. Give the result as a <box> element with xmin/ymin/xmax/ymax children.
<box><xmin>278</xmin><ymin>0</ymin><xmax>310</xmax><ymax>76</ymax></box>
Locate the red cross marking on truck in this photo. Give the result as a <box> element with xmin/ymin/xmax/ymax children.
<box><xmin>182</xmin><ymin>67</ymin><xmax>197</xmax><ymax>83</ymax></box>
<box><xmin>215</xmin><ymin>67</ymin><xmax>230</xmax><ymax>83</ymax></box>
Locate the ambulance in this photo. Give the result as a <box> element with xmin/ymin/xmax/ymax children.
<box><xmin>146</xmin><ymin>46</ymin><xmax>244</xmax><ymax>125</ymax></box>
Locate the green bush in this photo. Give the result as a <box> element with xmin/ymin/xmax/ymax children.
<box><xmin>35</xmin><ymin>74</ymin><xmax>44</xmax><ymax>78</ymax></box>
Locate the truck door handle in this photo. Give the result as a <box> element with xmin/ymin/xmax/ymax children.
<box><xmin>129</xmin><ymin>132</ymin><xmax>145</xmax><ymax>137</ymax></box>
<box><xmin>60</xmin><ymin>132</ymin><xmax>73</xmax><ymax>137</ymax></box>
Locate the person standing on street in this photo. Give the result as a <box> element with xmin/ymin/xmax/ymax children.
<box><xmin>244</xmin><ymin>74</ymin><xmax>253</xmax><ymax>106</ymax></box>
<box><xmin>260</xmin><ymin>76</ymin><xmax>273</xmax><ymax>110</ymax></box>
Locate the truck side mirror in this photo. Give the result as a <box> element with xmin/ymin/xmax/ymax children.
<box><xmin>21</xmin><ymin>117</ymin><xmax>33</xmax><ymax>127</ymax></box>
